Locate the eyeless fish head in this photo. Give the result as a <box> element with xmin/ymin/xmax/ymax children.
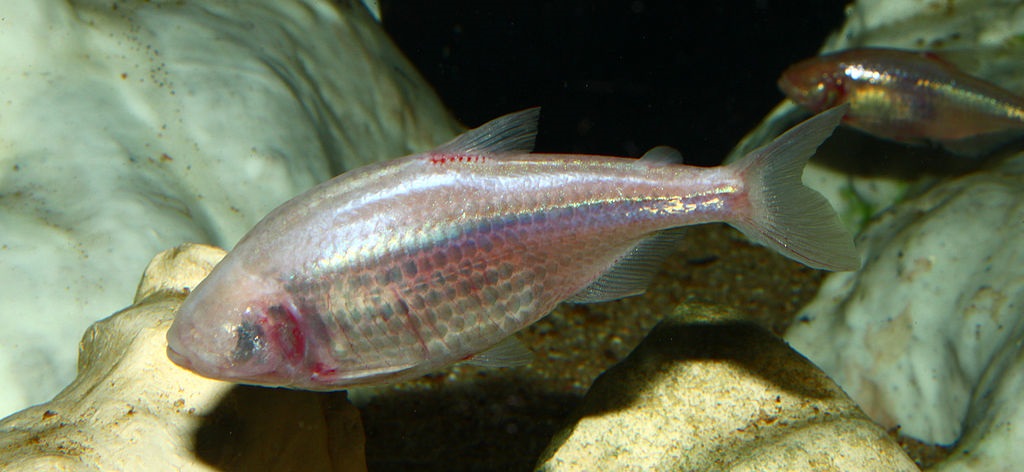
<box><xmin>166</xmin><ymin>261</ymin><xmax>304</xmax><ymax>386</ymax></box>
<box><xmin>778</xmin><ymin>58</ymin><xmax>844</xmax><ymax>112</ymax></box>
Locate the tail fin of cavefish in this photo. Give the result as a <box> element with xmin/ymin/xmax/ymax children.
<box><xmin>730</xmin><ymin>104</ymin><xmax>860</xmax><ymax>271</ymax></box>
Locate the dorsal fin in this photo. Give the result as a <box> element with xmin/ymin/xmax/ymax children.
<box><xmin>433</xmin><ymin>108</ymin><xmax>540</xmax><ymax>156</ymax></box>
<box><xmin>567</xmin><ymin>228</ymin><xmax>688</xmax><ymax>304</ymax></box>
<box><xmin>639</xmin><ymin>145</ymin><xmax>684</xmax><ymax>165</ymax></box>
<box><xmin>922</xmin><ymin>49</ymin><xmax>981</xmax><ymax>74</ymax></box>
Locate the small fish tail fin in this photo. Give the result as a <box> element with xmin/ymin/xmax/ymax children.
<box><xmin>730</xmin><ymin>105</ymin><xmax>860</xmax><ymax>271</ymax></box>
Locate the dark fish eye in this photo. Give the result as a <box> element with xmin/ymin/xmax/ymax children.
<box><xmin>232</xmin><ymin>321</ymin><xmax>265</xmax><ymax>362</ymax></box>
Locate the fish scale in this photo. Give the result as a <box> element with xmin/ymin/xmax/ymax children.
<box><xmin>166</xmin><ymin>105</ymin><xmax>859</xmax><ymax>390</ymax></box>
<box><xmin>284</xmin><ymin>228</ymin><xmax>543</xmax><ymax>381</ymax></box>
<box><xmin>298</xmin><ymin>205</ymin><xmax>631</xmax><ymax>382</ymax></box>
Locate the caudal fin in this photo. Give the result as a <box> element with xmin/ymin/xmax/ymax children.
<box><xmin>730</xmin><ymin>105</ymin><xmax>860</xmax><ymax>271</ymax></box>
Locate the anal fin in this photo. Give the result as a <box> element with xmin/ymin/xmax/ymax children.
<box><xmin>464</xmin><ymin>336</ymin><xmax>533</xmax><ymax>367</ymax></box>
<box><xmin>567</xmin><ymin>227</ymin><xmax>687</xmax><ymax>304</ymax></box>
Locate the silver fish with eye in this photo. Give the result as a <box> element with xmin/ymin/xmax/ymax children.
<box><xmin>779</xmin><ymin>47</ymin><xmax>1024</xmax><ymax>146</ymax></box>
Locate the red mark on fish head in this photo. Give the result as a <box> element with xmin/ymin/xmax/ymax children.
<box><xmin>264</xmin><ymin>303</ymin><xmax>306</xmax><ymax>363</ymax></box>
<box><xmin>779</xmin><ymin>56</ymin><xmax>848</xmax><ymax>112</ymax></box>
<box><xmin>428</xmin><ymin>153</ymin><xmax>487</xmax><ymax>165</ymax></box>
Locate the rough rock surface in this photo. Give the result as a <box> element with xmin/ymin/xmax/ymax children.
<box><xmin>537</xmin><ymin>303</ymin><xmax>918</xmax><ymax>471</ymax></box>
<box><xmin>787</xmin><ymin>153</ymin><xmax>1024</xmax><ymax>467</ymax></box>
<box><xmin>0</xmin><ymin>244</ymin><xmax>366</xmax><ymax>471</ymax></box>
<box><xmin>0</xmin><ymin>0</ymin><xmax>459</xmax><ymax>417</ymax></box>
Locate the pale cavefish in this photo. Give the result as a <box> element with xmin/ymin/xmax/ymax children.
<box><xmin>779</xmin><ymin>47</ymin><xmax>1024</xmax><ymax>145</ymax></box>
<box><xmin>166</xmin><ymin>105</ymin><xmax>858</xmax><ymax>389</ymax></box>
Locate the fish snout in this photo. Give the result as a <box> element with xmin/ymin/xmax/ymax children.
<box><xmin>166</xmin><ymin>344</ymin><xmax>193</xmax><ymax>369</ymax></box>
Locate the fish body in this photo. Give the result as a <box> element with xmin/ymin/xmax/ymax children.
<box><xmin>779</xmin><ymin>48</ymin><xmax>1024</xmax><ymax>143</ymax></box>
<box><xmin>166</xmin><ymin>106</ymin><xmax>857</xmax><ymax>390</ymax></box>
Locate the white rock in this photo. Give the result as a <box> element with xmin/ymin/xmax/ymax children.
<box><xmin>0</xmin><ymin>0</ymin><xmax>459</xmax><ymax>418</ymax></box>
<box><xmin>787</xmin><ymin>152</ymin><xmax>1024</xmax><ymax>458</ymax></box>
<box><xmin>0</xmin><ymin>244</ymin><xmax>366</xmax><ymax>471</ymax></box>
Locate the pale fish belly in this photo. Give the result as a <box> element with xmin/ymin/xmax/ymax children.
<box><xmin>280</xmin><ymin>202</ymin><xmax>668</xmax><ymax>384</ymax></box>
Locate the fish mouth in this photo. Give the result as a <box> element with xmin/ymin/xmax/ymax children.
<box><xmin>166</xmin><ymin>345</ymin><xmax>193</xmax><ymax>369</ymax></box>
<box><xmin>165</xmin><ymin>320</ymin><xmax>197</xmax><ymax>371</ymax></box>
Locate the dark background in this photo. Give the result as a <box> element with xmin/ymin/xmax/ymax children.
<box><xmin>382</xmin><ymin>1</ymin><xmax>846</xmax><ymax>165</ymax></box>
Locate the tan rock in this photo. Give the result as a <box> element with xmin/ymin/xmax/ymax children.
<box><xmin>0</xmin><ymin>244</ymin><xmax>366</xmax><ymax>471</ymax></box>
<box><xmin>537</xmin><ymin>303</ymin><xmax>917</xmax><ymax>471</ymax></box>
